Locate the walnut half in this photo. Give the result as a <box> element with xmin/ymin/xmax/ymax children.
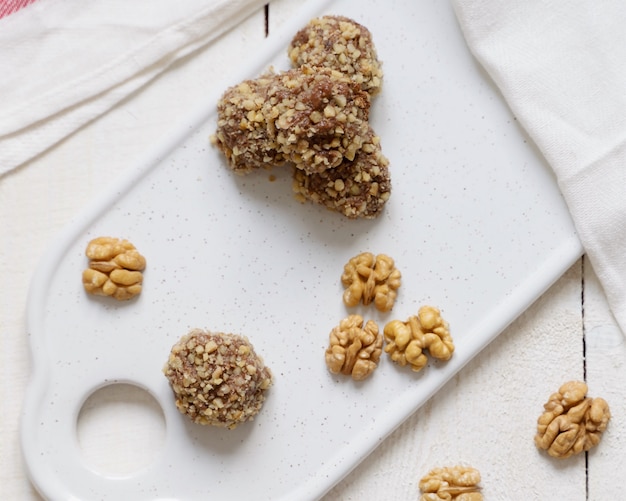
<box><xmin>325</xmin><ymin>314</ymin><xmax>383</xmax><ymax>381</ymax></box>
<box><xmin>383</xmin><ymin>305</ymin><xmax>454</xmax><ymax>372</ymax></box>
<box><xmin>341</xmin><ymin>252</ymin><xmax>401</xmax><ymax>312</ymax></box>
<box><xmin>419</xmin><ymin>465</ymin><xmax>483</xmax><ymax>501</ymax></box>
<box><xmin>82</xmin><ymin>236</ymin><xmax>146</xmax><ymax>301</ymax></box>
<box><xmin>534</xmin><ymin>380</ymin><xmax>611</xmax><ymax>458</ymax></box>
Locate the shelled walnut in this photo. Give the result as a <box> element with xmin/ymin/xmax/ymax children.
<box><xmin>341</xmin><ymin>252</ymin><xmax>401</xmax><ymax>312</ymax></box>
<box><xmin>418</xmin><ymin>465</ymin><xmax>483</xmax><ymax>501</ymax></box>
<box><xmin>383</xmin><ymin>305</ymin><xmax>454</xmax><ymax>372</ymax></box>
<box><xmin>534</xmin><ymin>380</ymin><xmax>611</xmax><ymax>458</ymax></box>
<box><xmin>82</xmin><ymin>236</ymin><xmax>146</xmax><ymax>301</ymax></box>
<box><xmin>325</xmin><ymin>314</ymin><xmax>383</xmax><ymax>381</ymax></box>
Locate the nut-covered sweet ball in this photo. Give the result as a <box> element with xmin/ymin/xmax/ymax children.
<box><xmin>288</xmin><ymin>15</ymin><xmax>384</xmax><ymax>96</ymax></box>
<box><xmin>265</xmin><ymin>65</ymin><xmax>371</xmax><ymax>175</ymax></box>
<box><xmin>213</xmin><ymin>74</ymin><xmax>287</xmax><ymax>174</ymax></box>
<box><xmin>292</xmin><ymin>128</ymin><xmax>391</xmax><ymax>219</ymax></box>
<box><xmin>163</xmin><ymin>329</ymin><xmax>273</xmax><ymax>429</ymax></box>
<box><xmin>82</xmin><ymin>236</ymin><xmax>146</xmax><ymax>301</ymax></box>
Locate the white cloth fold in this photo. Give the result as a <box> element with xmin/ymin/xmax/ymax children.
<box><xmin>0</xmin><ymin>0</ymin><xmax>266</xmax><ymax>173</ymax></box>
<box><xmin>452</xmin><ymin>0</ymin><xmax>626</xmax><ymax>335</ymax></box>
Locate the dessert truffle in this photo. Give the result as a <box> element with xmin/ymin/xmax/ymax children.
<box><xmin>288</xmin><ymin>15</ymin><xmax>384</xmax><ymax>96</ymax></box>
<box><xmin>292</xmin><ymin>128</ymin><xmax>391</xmax><ymax>219</ymax></box>
<box><xmin>213</xmin><ymin>75</ymin><xmax>286</xmax><ymax>174</ymax></box>
<box><xmin>163</xmin><ymin>329</ymin><xmax>273</xmax><ymax>429</ymax></box>
<box><xmin>264</xmin><ymin>65</ymin><xmax>371</xmax><ymax>174</ymax></box>
<box><xmin>213</xmin><ymin>65</ymin><xmax>370</xmax><ymax>176</ymax></box>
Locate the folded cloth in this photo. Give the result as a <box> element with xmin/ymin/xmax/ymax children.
<box><xmin>0</xmin><ymin>0</ymin><xmax>266</xmax><ymax>174</ymax></box>
<box><xmin>452</xmin><ymin>0</ymin><xmax>626</xmax><ymax>336</ymax></box>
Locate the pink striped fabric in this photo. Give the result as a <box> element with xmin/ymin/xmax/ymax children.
<box><xmin>0</xmin><ymin>0</ymin><xmax>38</xmax><ymax>19</ymax></box>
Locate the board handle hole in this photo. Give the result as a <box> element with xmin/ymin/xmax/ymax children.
<box><xmin>76</xmin><ymin>383</ymin><xmax>166</xmax><ymax>477</ymax></box>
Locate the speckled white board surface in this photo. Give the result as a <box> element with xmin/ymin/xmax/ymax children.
<box><xmin>21</xmin><ymin>0</ymin><xmax>582</xmax><ymax>500</ymax></box>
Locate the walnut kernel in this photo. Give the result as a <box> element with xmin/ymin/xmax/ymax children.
<box><xmin>82</xmin><ymin>236</ymin><xmax>146</xmax><ymax>300</ymax></box>
<box><xmin>341</xmin><ymin>252</ymin><xmax>401</xmax><ymax>312</ymax></box>
<box><xmin>325</xmin><ymin>315</ymin><xmax>383</xmax><ymax>381</ymax></box>
<box><xmin>534</xmin><ymin>381</ymin><xmax>610</xmax><ymax>458</ymax></box>
<box><xmin>383</xmin><ymin>306</ymin><xmax>454</xmax><ymax>372</ymax></box>
<box><xmin>419</xmin><ymin>465</ymin><xmax>483</xmax><ymax>501</ymax></box>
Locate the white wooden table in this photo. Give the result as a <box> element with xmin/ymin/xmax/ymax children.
<box><xmin>2</xmin><ymin>2</ymin><xmax>624</xmax><ymax>499</ymax></box>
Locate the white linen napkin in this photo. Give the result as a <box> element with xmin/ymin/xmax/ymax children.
<box><xmin>0</xmin><ymin>0</ymin><xmax>266</xmax><ymax>174</ymax></box>
<box><xmin>452</xmin><ymin>0</ymin><xmax>626</xmax><ymax>336</ymax></box>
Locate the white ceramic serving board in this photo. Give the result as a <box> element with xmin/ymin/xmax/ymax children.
<box><xmin>22</xmin><ymin>0</ymin><xmax>582</xmax><ymax>499</ymax></box>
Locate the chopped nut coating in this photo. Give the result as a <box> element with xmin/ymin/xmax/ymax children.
<box><xmin>213</xmin><ymin>75</ymin><xmax>287</xmax><ymax>174</ymax></box>
<box><xmin>419</xmin><ymin>466</ymin><xmax>483</xmax><ymax>501</ymax></box>
<box><xmin>82</xmin><ymin>236</ymin><xmax>146</xmax><ymax>301</ymax></box>
<box><xmin>212</xmin><ymin>17</ymin><xmax>392</xmax><ymax>220</ymax></box>
<box><xmin>341</xmin><ymin>252</ymin><xmax>401</xmax><ymax>311</ymax></box>
<box><xmin>214</xmin><ymin>66</ymin><xmax>370</xmax><ymax>176</ymax></box>
<box><xmin>292</xmin><ymin>128</ymin><xmax>391</xmax><ymax>219</ymax></box>
<box><xmin>535</xmin><ymin>381</ymin><xmax>610</xmax><ymax>458</ymax></box>
<box><xmin>265</xmin><ymin>65</ymin><xmax>371</xmax><ymax>174</ymax></box>
<box><xmin>163</xmin><ymin>329</ymin><xmax>273</xmax><ymax>429</ymax></box>
<box><xmin>325</xmin><ymin>315</ymin><xmax>383</xmax><ymax>381</ymax></box>
<box><xmin>383</xmin><ymin>306</ymin><xmax>454</xmax><ymax>372</ymax></box>
<box><xmin>288</xmin><ymin>15</ymin><xmax>384</xmax><ymax>96</ymax></box>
